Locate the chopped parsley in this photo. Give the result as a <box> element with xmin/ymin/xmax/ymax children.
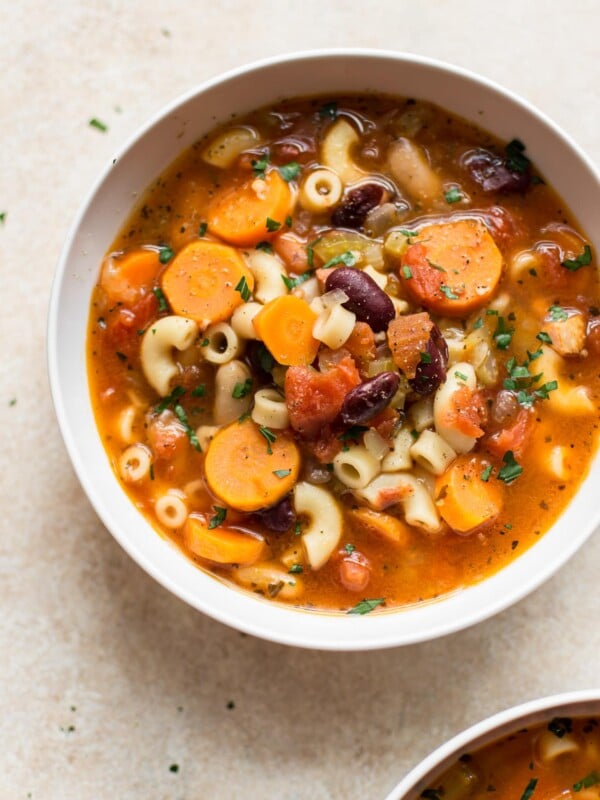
<box><xmin>273</xmin><ymin>469</ymin><xmax>292</xmax><ymax>479</ymax></box>
<box><xmin>519</xmin><ymin>778</ymin><xmax>537</xmax><ymax>800</ymax></box>
<box><xmin>439</xmin><ymin>284</ymin><xmax>459</xmax><ymax>300</ymax></box>
<box><xmin>293</xmin><ymin>520</ymin><xmax>302</xmax><ymax>536</ymax></box>
<box><xmin>549</xmin><ymin>304</ymin><xmax>568</xmax><ymax>322</ymax></box>
<box><xmin>251</xmin><ymin>154</ymin><xmax>269</xmax><ymax>179</ymax></box>
<box><xmin>306</xmin><ymin>237</ymin><xmax>322</xmax><ymax>268</ymax></box>
<box><xmin>536</xmin><ymin>331</ymin><xmax>552</xmax><ymax>344</ymax></box>
<box><xmin>200</xmin><ymin>337</ymin><xmax>210</xmax><ymax>347</ymax></box>
<box><xmin>339</xmin><ymin>425</ymin><xmax>369</xmax><ymax>443</ymax></box>
<box><xmin>258</xmin><ymin>425</ymin><xmax>276</xmax><ymax>454</ymax></box>
<box><xmin>497</xmin><ymin>450</ymin><xmax>523</xmax><ymax>484</ymax></box>
<box><xmin>493</xmin><ymin>316</ymin><xmax>514</xmax><ymax>350</ymax></box>
<box><xmin>573</xmin><ymin>772</ymin><xmax>600</xmax><ymax>792</ymax></box>
<box><xmin>288</xmin><ymin>564</ymin><xmax>303</xmax><ymax>574</ymax></box>
<box><xmin>198</xmin><ymin>221</ymin><xmax>208</xmax><ymax>237</ymax></box>
<box><xmin>285</xmin><ymin>214</ymin><xmax>293</xmax><ymax>228</ymax></box>
<box><xmin>427</xmin><ymin>258</ymin><xmax>447</xmax><ymax>272</ymax></box>
<box><xmin>344</xmin><ymin>543</ymin><xmax>356</xmax><ymax>554</ymax></box>
<box><xmin>173</xmin><ymin>403</ymin><xmax>202</xmax><ymax>451</ymax></box>
<box><xmin>473</xmin><ymin>317</ymin><xmax>483</xmax><ymax>330</ymax></box>
<box><xmin>420</xmin><ymin>351</ymin><xmax>433</xmax><ymax>364</ymax></box>
<box><xmin>152</xmin><ymin>286</ymin><xmax>169</xmax><ymax>312</ymax></box>
<box><xmin>0</xmin><ymin>212</ymin><xmax>6</xmax><ymax>224</ymax></box>
<box><xmin>155</xmin><ymin>385</ymin><xmax>186</xmax><ymax>413</ymax></box>
<box><xmin>191</xmin><ymin>384</ymin><xmax>206</xmax><ymax>397</ymax></box>
<box><xmin>89</xmin><ymin>117</ymin><xmax>108</xmax><ymax>132</ymax></box>
<box><xmin>318</xmin><ymin>101</ymin><xmax>338</xmax><ymax>119</ymax></box>
<box><xmin>481</xmin><ymin>465</ymin><xmax>493</xmax><ymax>482</ymax></box>
<box><xmin>561</xmin><ymin>244</ymin><xmax>592</xmax><ymax>271</ymax></box>
<box><xmin>505</xmin><ymin>139</ymin><xmax>530</xmax><ymax>173</ymax></box>
<box><xmin>234</xmin><ymin>275</ymin><xmax>251</xmax><ymax>301</ymax></box>
<box><xmin>444</xmin><ymin>187</ymin><xmax>462</xmax><ymax>204</ymax></box>
<box><xmin>401</xmin><ymin>266</ymin><xmax>413</xmax><ymax>280</ymax></box>
<box><xmin>232</xmin><ymin>378</ymin><xmax>252</xmax><ymax>399</ymax></box>
<box><xmin>322</xmin><ymin>250</ymin><xmax>356</xmax><ymax>270</ymax></box>
<box><xmin>454</xmin><ymin>370</ymin><xmax>468</xmax><ymax>381</ymax></box>
<box><xmin>265</xmin><ymin>217</ymin><xmax>281</xmax><ymax>232</ymax></box>
<box><xmin>208</xmin><ymin>506</ymin><xmax>227</xmax><ymax>529</ymax></box>
<box><xmin>548</xmin><ymin>717</ymin><xmax>573</xmax><ymax>738</ymax></box>
<box><xmin>169</xmin><ymin>763</ymin><xmax>179</xmax><ymax>774</ymax></box>
<box><xmin>282</xmin><ymin>270</ymin><xmax>313</xmax><ymax>290</ymax></box>
<box><xmin>159</xmin><ymin>246</ymin><xmax>174</xmax><ymax>264</ymax></box>
<box><xmin>399</xmin><ymin>228</ymin><xmax>418</xmax><ymax>237</ymax></box>
<box><xmin>347</xmin><ymin>598</ymin><xmax>385</xmax><ymax>615</ymax></box>
<box><xmin>279</xmin><ymin>162</ymin><xmax>301</xmax><ymax>182</ymax></box>
<box><xmin>255</xmin><ymin>240</ymin><xmax>273</xmax><ymax>253</ymax></box>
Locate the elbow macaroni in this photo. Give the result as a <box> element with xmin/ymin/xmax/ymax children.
<box><xmin>140</xmin><ymin>315</ymin><xmax>198</xmax><ymax>396</ymax></box>
<box><xmin>294</xmin><ymin>482</ymin><xmax>342</xmax><ymax>570</ymax></box>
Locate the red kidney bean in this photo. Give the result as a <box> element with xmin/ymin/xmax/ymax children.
<box><xmin>331</xmin><ymin>183</ymin><xmax>384</xmax><ymax>229</ymax></box>
<box><xmin>340</xmin><ymin>371</ymin><xmax>400</xmax><ymax>426</ymax></box>
<box><xmin>409</xmin><ymin>324</ymin><xmax>448</xmax><ymax>395</ymax></box>
<box><xmin>254</xmin><ymin>495</ymin><xmax>295</xmax><ymax>532</ymax></box>
<box><xmin>325</xmin><ymin>268</ymin><xmax>395</xmax><ymax>332</ymax></box>
<box><xmin>463</xmin><ymin>148</ymin><xmax>531</xmax><ymax>193</ymax></box>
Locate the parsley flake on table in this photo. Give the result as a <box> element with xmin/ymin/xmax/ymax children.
<box><xmin>89</xmin><ymin>117</ymin><xmax>108</xmax><ymax>132</ymax></box>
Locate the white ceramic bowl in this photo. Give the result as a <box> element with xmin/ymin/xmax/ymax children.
<box><xmin>384</xmin><ymin>690</ymin><xmax>600</xmax><ymax>800</ymax></box>
<box><xmin>48</xmin><ymin>49</ymin><xmax>600</xmax><ymax>650</ymax></box>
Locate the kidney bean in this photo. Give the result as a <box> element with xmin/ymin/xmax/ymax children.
<box><xmin>463</xmin><ymin>149</ymin><xmax>531</xmax><ymax>194</ymax></box>
<box><xmin>409</xmin><ymin>324</ymin><xmax>448</xmax><ymax>395</ymax></box>
<box><xmin>340</xmin><ymin>371</ymin><xmax>400</xmax><ymax>426</ymax></box>
<box><xmin>331</xmin><ymin>183</ymin><xmax>384</xmax><ymax>229</ymax></box>
<box><xmin>325</xmin><ymin>267</ymin><xmax>395</xmax><ymax>332</ymax></box>
<box><xmin>254</xmin><ymin>495</ymin><xmax>295</xmax><ymax>532</ymax></box>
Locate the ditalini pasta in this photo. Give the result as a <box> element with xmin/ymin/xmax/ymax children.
<box><xmin>87</xmin><ymin>94</ymin><xmax>600</xmax><ymax>612</ymax></box>
<box><xmin>423</xmin><ymin>715</ymin><xmax>600</xmax><ymax>800</ymax></box>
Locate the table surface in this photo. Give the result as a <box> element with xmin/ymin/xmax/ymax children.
<box><xmin>2</xmin><ymin>2</ymin><xmax>599</xmax><ymax>798</ymax></box>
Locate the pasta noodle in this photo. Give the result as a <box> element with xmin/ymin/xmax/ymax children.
<box><xmin>298</xmin><ymin>168</ymin><xmax>343</xmax><ymax>212</ymax></box>
<box><xmin>294</xmin><ymin>482</ymin><xmax>342</xmax><ymax>570</ymax></box>
<box><xmin>202</xmin><ymin>322</ymin><xmax>242</xmax><ymax>365</ymax></box>
<box><xmin>140</xmin><ymin>315</ymin><xmax>198</xmax><ymax>396</ymax></box>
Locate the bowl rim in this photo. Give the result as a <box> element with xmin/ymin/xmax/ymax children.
<box><xmin>383</xmin><ymin>689</ymin><xmax>600</xmax><ymax>800</ymax></box>
<box><xmin>48</xmin><ymin>48</ymin><xmax>600</xmax><ymax>650</ymax></box>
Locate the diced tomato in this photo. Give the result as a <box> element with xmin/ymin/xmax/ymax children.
<box><xmin>273</xmin><ymin>231</ymin><xmax>309</xmax><ymax>273</ymax></box>
<box><xmin>147</xmin><ymin>410</ymin><xmax>187</xmax><ymax>460</ymax></box>
<box><xmin>484</xmin><ymin>408</ymin><xmax>534</xmax><ymax>460</ymax></box>
<box><xmin>106</xmin><ymin>293</ymin><xmax>159</xmax><ymax>356</ymax></box>
<box><xmin>338</xmin><ymin>551</ymin><xmax>371</xmax><ymax>593</ymax></box>
<box><xmin>443</xmin><ymin>386</ymin><xmax>486</xmax><ymax>438</ymax></box>
<box><xmin>285</xmin><ymin>355</ymin><xmax>361</xmax><ymax>438</ymax></box>
<box><xmin>304</xmin><ymin>432</ymin><xmax>342</xmax><ymax>464</ymax></box>
<box><xmin>344</xmin><ymin>322</ymin><xmax>376</xmax><ymax>373</ymax></box>
<box><xmin>370</xmin><ymin>407</ymin><xmax>400</xmax><ymax>445</ymax></box>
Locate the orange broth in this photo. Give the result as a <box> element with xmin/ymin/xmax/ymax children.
<box><xmin>87</xmin><ymin>95</ymin><xmax>600</xmax><ymax>613</ymax></box>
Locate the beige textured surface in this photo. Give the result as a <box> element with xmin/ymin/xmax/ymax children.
<box><xmin>1</xmin><ymin>1</ymin><xmax>599</xmax><ymax>798</ymax></box>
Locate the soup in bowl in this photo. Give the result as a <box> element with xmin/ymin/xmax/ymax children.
<box><xmin>48</xmin><ymin>50</ymin><xmax>600</xmax><ymax>649</ymax></box>
<box><xmin>385</xmin><ymin>691</ymin><xmax>600</xmax><ymax>800</ymax></box>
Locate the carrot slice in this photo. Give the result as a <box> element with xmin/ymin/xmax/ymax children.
<box><xmin>435</xmin><ymin>455</ymin><xmax>503</xmax><ymax>534</ymax></box>
<box><xmin>347</xmin><ymin>507</ymin><xmax>411</xmax><ymax>545</ymax></box>
<box><xmin>399</xmin><ymin>218</ymin><xmax>503</xmax><ymax>316</ymax></box>
<box><xmin>207</xmin><ymin>169</ymin><xmax>293</xmax><ymax>247</ymax></box>
<box><xmin>100</xmin><ymin>248</ymin><xmax>160</xmax><ymax>304</ymax></box>
<box><xmin>184</xmin><ymin>514</ymin><xmax>265</xmax><ymax>565</ymax></box>
<box><xmin>253</xmin><ymin>294</ymin><xmax>319</xmax><ymax>366</ymax></box>
<box><xmin>204</xmin><ymin>418</ymin><xmax>300</xmax><ymax>512</ymax></box>
<box><xmin>161</xmin><ymin>240</ymin><xmax>254</xmax><ymax>327</ymax></box>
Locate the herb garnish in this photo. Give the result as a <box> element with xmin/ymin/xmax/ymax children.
<box><xmin>173</xmin><ymin>403</ymin><xmax>202</xmax><ymax>451</ymax></box>
<box><xmin>198</xmin><ymin>221</ymin><xmax>208</xmax><ymax>237</ymax></box>
<box><xmin>232</xmin><ymin>378</ymin><xmax>252</xmax><ymax>399</ymax></box>
<box><xmin>279</xmin><ymin>162</ymin><xmax>301</xmax><ymax>182</ymax></box>
<box><xmin>440</xmin><ymin>285</ymin><xmax>459</xmax><ymax>300</ymax></box>
<box><xmin>347</xmin><ymin>598</ymin><xmax>385</xmax><ymax>615</ymax></box>
<box><xmin>89</xmin><ymin>117</ymin><xmax>108</xmax><ymax>132</ymax></box>
<box><xmin>251</xmin><ymin>154</ymin><xmax>269</xmax><ymax>179</ymax></box>
<box><xmin>234</xmin><ymin>275</ymin><xmax>251</xmax><ymax>301</ymax></box>
<box><xmin>306</xmin><ymin>237</ymin><xmax>321</xmax><ymax>268</ymax></box>
<box><xmin>273</xmin><ymin>469</ymin><xmax>291</xmax><ymax>478</ymax></box>
<box><xmin>155</xmin><ymin>385</ymin><xmax>186</xmax><ymax>414</ymax></box>
<box><xmin>493</xmin><ymin>316</ymin><xmax>514</xmax><ymax>350</ymax></box>
<box><xmin>444</xmin><ymin>187</ymin><xmax>462</xmax><ymax>204</ymax></box>
<box><xmin>344</xmin><ymin>543</ymin><xmax>356</xmax><ymax>554</ymax></box>
<box><xmin>402</xmin><ymin>266</ymin><xmax>413</xmax><ymax>280</ymax></box>
<box><xmin>427</xmin><ymin>258</ymin><xmax>447</xmax><ymax>272</ymax></box>
<box><xmin>573</xmin><ymin>772</ymin><xmax>600</xmax><ymax>792</ymax></box>
<box><xmin>318</xmin><ymin>101</ymin><xmax>338</xmax><ymax>119</ymax></box>
<box><xmin>562</xmin><ymin>244</ymin><xmax>592</xmax><ymax>272</ymax></box>
<box><xmin>159</xmin><ymin>246</ymin><xmax>174</xmax><ymax>264</ymax></box>
<box><xmin>288</xmin><ymin>564</ymin><xmax>303</xmax><ymax>574</ymax></box>
<box><xmin>549</xmin><ymin>304</ymin><xmax>568</xmax><ymax>322</ymax></box>
<box><xmin>420</xmin><ymin>352</ymin><xmax>433</xmax><ymax>364</ymax></box>
<box><xmin>505</xmin><ymin>139</ymin><xmax>530</xmax><ymax>173</ymax></box>
<box><xmin>322</xmin><ymin>251</ymin><xmax>356</xmax><ymax>270</ymax></box>
<box><xmin>497</xmin><ymin>450</ymin><xmax>523</xmax><ymax>484</ymax></box>
<box><xmin>191</xmin><ymin>384</ymin><xmax>206</xmax><ymax>397</ymax></box>
<box><xmin>266</xmin><ymin>217</ymin><xmax>281</xmax><ymax>232</ymax></box>
<box><xmin>481</xmin><ymin>465</ymin><xmax>493</xmax><ymax>482</ymax></box>
<box><xmin>282</xmin><ymin>271</ymin><xmax>313</xmax><ymax>291</ymax></box>
<box><xmin>0</xmin><ymin>212</ymin><xmax>6</xmax><ymax>224</ymax></box>
<box><xmin>208</xmin><ymin>506</ymin><xmax>227</xmax><ymax>529</ymax></box>
<box><xmin>259</xmin><ymin>425</ymin><xmax>276</xmax><ymax>454</ymax></box>
<box><xmin>399</xmin><ymin>228</ymin><xmax>418</xmax><ymax>237</ymax></box>
<box><xmin>519</xmin><ymin>778</ymin><xmax>537</xmax><ymax>800</ymax></box>
<box><xmin>536</xmin><ymin>331</ymin><xmax>552</xmax><ymax>345</ymax></box>
<box><xmin>548</xmin><ymin>717</ymin><xmax>573</xmax><ymax>738</ymax></box>
<box><xmin>152</xmin><ymin>286</ymin><xmax>169</xmax><ymax>312</ymax></box>
<box><xmin>255</xmin><ymin>240</ymin><xmax>273</xmax><ymax>253</ymax></box>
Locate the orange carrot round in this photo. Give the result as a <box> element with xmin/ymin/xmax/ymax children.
<box><xmin>207</xmin><ymin>170</ymin><xmax>293</xmax><ymax>246</ymax></box>
<box><xmin>399</xmin><ymin>218</ymin><xmax>503</xmax><ymax>316</ymax></box>
<box><xmin>160</xmin><ymin>240</ymin><xmax>254</xmax><ymax>327</ymax></box>
<box><xmin>204</xmin><ymin>418</ymin><xmax>300</xmax><ymax>512</ymax></box>
<box><xmin>184</xmin><ymin>514</ymin><xmax>266</xmax><ymax>565</ymax></box>
<box><xmin>435</xmin><ymin>455</ymin><xmax>504</xmax><ymax>534</ymax></box>
<box><xmin>100</xmin><ymin>248</ymin><xmax>160</xmax><ymax>304</ymax></box>
<box><xmin>253</xmin><ymin>294</ymin><xmax>319</xmax><ymax>366</ymax></box>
